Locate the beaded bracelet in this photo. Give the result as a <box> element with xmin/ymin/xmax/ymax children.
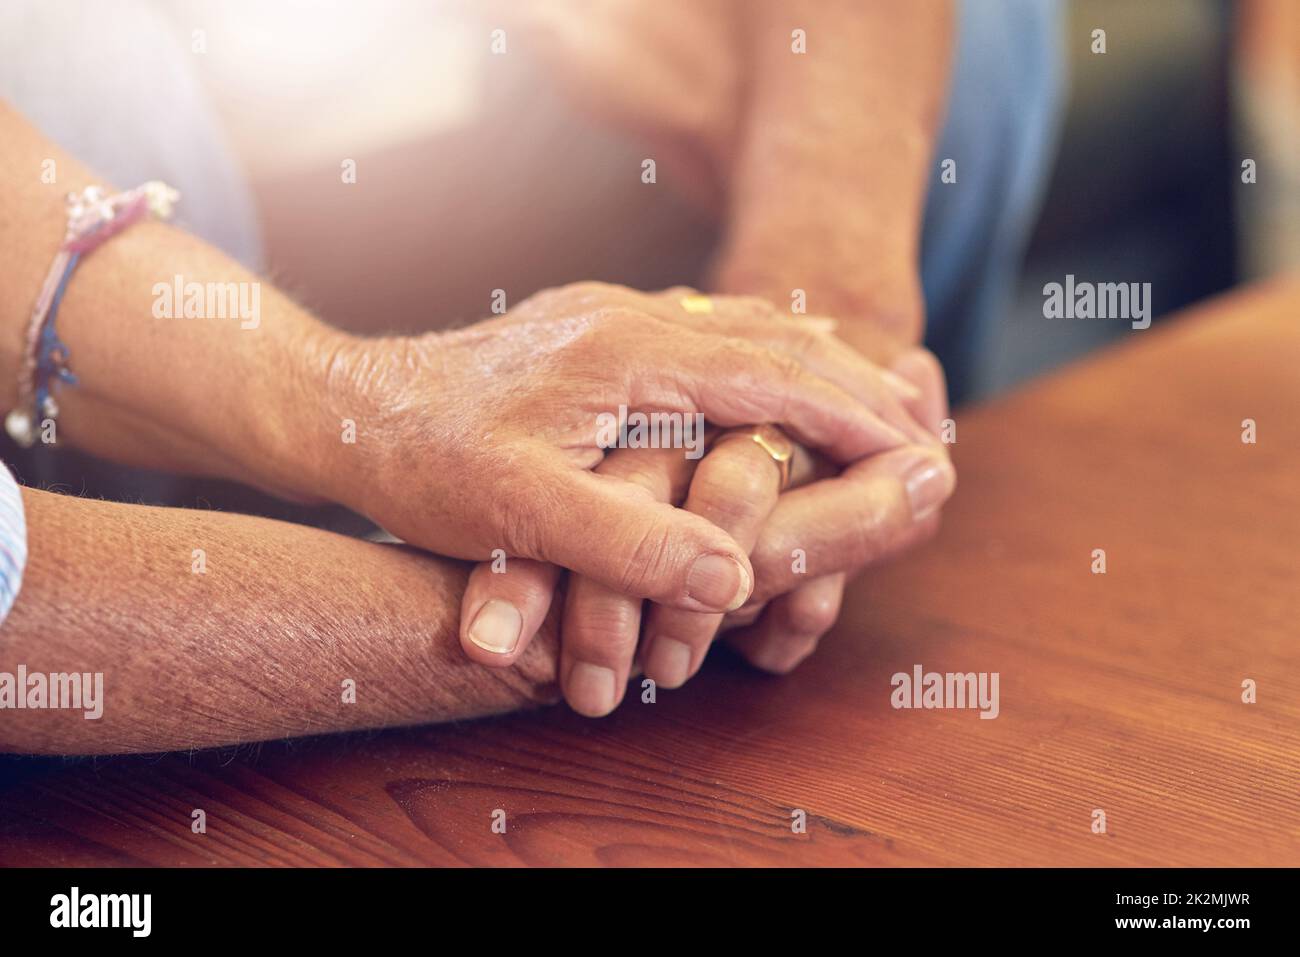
<box><xmin>5</xmin><ymin>181</ymin><xmax>179</xmax><ymax>448</ymax></box>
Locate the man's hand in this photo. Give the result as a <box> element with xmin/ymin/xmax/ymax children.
<box><xmin>456</xmin><ymin>342</ymin><xmax>953</xmax><ymax>716</ymax></box>
<box><xmin>313</xmin><ymin>283</ymin><xmax>932</xmax><ymax>616</ymax></box>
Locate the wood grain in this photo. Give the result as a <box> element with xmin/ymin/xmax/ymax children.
<box><xmin>2</xmin><ymin>279</ymin><xmax>1298</xmax><ymax>866</ymax></box>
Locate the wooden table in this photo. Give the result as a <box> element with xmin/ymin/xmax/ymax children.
<box><xmin>2</xmin><ymin>281</ymin><xmax>1297</xmax><ymax>867</ymax></box>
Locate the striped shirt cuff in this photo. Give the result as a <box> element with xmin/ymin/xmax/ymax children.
<box><xmin>0</xmin><ymin>462</ymin><xmax>28</xmax><ymax>625</ymax></box>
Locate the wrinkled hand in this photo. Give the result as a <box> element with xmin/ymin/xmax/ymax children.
<box><xmin>456</xmin><ymin>336</ymin><xmax>952</xmax><ymax>716</ymax></box>
<box><xmin>319</xmin><ymin>282</ymin><xmax>929</xmax><ymax>615</ymax></box>
<box><xmin>710</xmin><ymin>344</ymin><xmax>950</xmax><ymax>673</ymax></box>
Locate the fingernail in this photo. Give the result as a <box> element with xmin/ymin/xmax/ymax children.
<box><xmin>903</xmin><ymin>451</ymin><xmax>956</xmax><ymax>522</ymax></box>
<box><xmin>881</xmin><ymin>369</ymin><xmax>923</xmax><ymax>401</ymax></box>
<box><xmin>467</xmin><ymin>599</ymin><xmax>522</xmax><ymax>654</ymax></box>
<box><xmin>645</xmin><ymin>638</ymin><xmax>693</xmax><ymax>688</ymax></box>
<box><xmin>686</xmin><ymin>554</ymin><xmax>751</xmax><ymax>611</ymax></box>
<box><xmin>567</xmin><ymin>662</ymin><xmax>617</xmax><ymax>716</ymax></box>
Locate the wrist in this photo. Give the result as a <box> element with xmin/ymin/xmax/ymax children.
<box><xmin>283</xmin><ymin>329</ymin><xmax>444</xmax><ymax>522</ymax></box>
<box><xmin>229</xmin><ymin>321</ymin><xmax>368</xmax><ymax>508</ymax></box>
<box><xmin>712</xmin><ymin>218</ymin><xmax>924</xmax><ymax>343</ymax></box>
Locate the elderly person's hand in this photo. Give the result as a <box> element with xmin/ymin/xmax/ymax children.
<box><xmin>319</xmin><ymin>282</ymin><xmax>933</xmax><ymax>616</ymax></box>
<box><xmin>456</xmin><ymin>333</ymin><xmax>953</xmax><ymax>716</ymax></box>
<box><xmin>467</xmin><ymin>4</ymin><xmax>957</xmax><ymax>684</ymax></box>
<box><xmin>708</xmin><ymin>344</ymin><xmax>950</xmax><ymax>668</ymax></box>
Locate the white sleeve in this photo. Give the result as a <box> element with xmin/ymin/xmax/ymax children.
<box><xmin>0</xmin><ymin>463</ymin><xmax>28</xmax><ymax>625</ymax></box>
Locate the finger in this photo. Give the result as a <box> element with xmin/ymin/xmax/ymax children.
<box><xmin>705</xmin><ymin>318</ymin><xmax>936</xmax><ymax>448</ymax></box>
<box><xmin>655</xmin><ymin>287</ymin><xmax>923</xmax><ymax>411</ymax></box>
<box><xmin>459</xmin><ymin>558</ymin><xmax>561</xmax><ymax>666</ymax></box>
<box><xmin>558</xmin><ymin>295</ymin><xmax>922</xmax><ymax>460</ymax></box>
<box><xmin>741</xmin><ymin>444</ymin><xmax>954</xmax><ymax>607</ymax></box>
<box><xmin>650</xmin><ymin>290</ymin><xmax>935</xmax><ymax>448</ymax></box>
<box><xmin>890</xmin><ymin>348</ymin><xmax>950</xmax><ymax>438</ymax></box>
<box><xmin>641</xmin><ymin>432</ymin><xmax>783</xmax><ymax>688</ymax></box>
<box><xmin>627</xmin><ymin>323</ymin><xmax>910</xmax><ymax>462</ymax></box>
<box><xmin>788</xmin><ymin>442</ymin><xmax>828</xmax><ymax>489</ymax></box>
<box><xmin>557</xmin><ymin>446</ymin><xmax>684</xmax><ymax>716</ymax></box>
<box><xmin>516</xmin><ymin>448</ymin><xmax>749</xmax><ymax>613</ymax></box>
<box><xmin>559</xmin><ymin>572</ymin><xmax>645</xmax><ymax>717</ymax></box>
<box><xmin>721</xmin><ymin>599</ymin><xmax>766</xmax><ymax>629</ymax></box>
<box><xmin>725</xmin><ymin>573</ymin><xmax>846</xmax><ymax>674</ymax></box>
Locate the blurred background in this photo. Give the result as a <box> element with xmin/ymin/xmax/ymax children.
<box><xmin>161</xmin><ymin>0</ymin><xmax>1296</xmax><ymax>393</ymax></box>
<box><xmin>2</xmin><ymin>0</ymin><xmax>1297</xmax><ymax>512</ymax></box>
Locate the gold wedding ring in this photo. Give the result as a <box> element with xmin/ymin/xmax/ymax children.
<box><xmin>679</xmin><ymin>294</ymin><xmax>714</xmax><ymax>315</ymax></box>
<box><xmin>712</xmin><ymin>424</ymin><xmax>796</xmax><ymax>491</ymax></box>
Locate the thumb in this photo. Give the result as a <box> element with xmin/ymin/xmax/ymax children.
<box><xmin>517</xmin><ymin>463</ymin><xmax>754</xmax><ymax>613</ymax></box>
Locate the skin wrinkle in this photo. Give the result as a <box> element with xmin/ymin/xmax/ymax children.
<box><xmin>0</xmin><ymin>490</ymin><xmax>561</xmax><ymax>755</ymax></box>
<box><xmin>322</xmin><ymin>281</ymin><xmax>894</xmax><ymax>582</ymax></box>
<box><xmin>445</xmin><ymin>2</ymin><xmax>955</xmax><ymax>699</ymax></box>
<box><xmin>613</xmin><ymin>509</ymin><xmax>679</xmax><ymax>599</ymax></box>
<box><xmin>0</xmin><ymin>2</ymin><xmax>961</xmax><ymax>733</ymax></box>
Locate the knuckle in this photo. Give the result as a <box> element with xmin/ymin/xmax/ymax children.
<box><xmin>786</xmin><ymin>326</ymin><xmax>823</xmax><ymax>360</ymax></box>
<box><xmin>564</xmin><ymin>280</ymin><xmax>616</xmax><ymax>302</ymax></box>
<box><xmin>615</xmin><ymin>519</ymin><xmax>678</xmax><ymax>597</ymax></box>
<box><xmin>692</xmin><ymin>456</ymin><xmax>774</xmax><ymax>523</ymax></box>
<box><xmin>750</xmin><ymin>634</ymin><xmax>820</xmax><ymax>674</ymax></box>
<box><xmin>713</xmin><ymin>339</ymin><xmax>799</xmax><ymax>412</ymax></box>
<box><xmin>738</xmin><ymin>294</ymin><xmax>776</xmax><ymax>314</ymax></box>
<box><xmin>745</xmin><ymin>532</ymin><xmax>798</xmax><ymax>605</ymax></box>
<box><xmin>616</xmin><ymin>467</ymin><xmax>668</xmax><ymax>500</ymax></box>
<box><xmin>782</xmin><ymin>587</ymin><xmax>841</xmax><ymax>637</ymax></box>
<box><xmin>847</xmin><ymin>493</ymin><xmax>896</xmax><ymax>568</ymax></box>
<box><xmin>716</xmin><ymin>294</ymin><xmax>770</xmax><ymax>318</ymax></box>
<box><xmin>570</xmin><ymin>309</ymin><xmax>645</xmax><ymax>363</ymax></box>
<box><xmin>517</xmin><ymin>286</ymin><xmax>560</xmax><ymax>314</ymax></box>
<box><xmin>491</xmin><ymin>463</ymin><xmax>549</xmax><ymax>558</ymax></box>
<box><xmin>566</xmin><ymin>601</ymin><xmax>640</xmax><ymax>657</ymax></box>
<box><xmin>659</xmin><ymin>285</ymin><xmax>698</xmax><ymax>301</ymax></box>
<box><xmin>587</xmin><ymin>307</ymin><xmax>658</xmax><ymax>341</ymax></box>
<box><xmin>756</xmin><ymin>344</ymin><xmax>803</xmax><ymax>383</ymax></box>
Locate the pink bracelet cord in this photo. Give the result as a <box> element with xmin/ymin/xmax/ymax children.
<box><xmin>5</xmin><ymin>182</ymin><xmax>179</xmax><ymax>447</ymax></box>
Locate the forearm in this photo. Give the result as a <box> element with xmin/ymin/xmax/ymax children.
<box><xmin>0</xmin><ymin>100</ymin><xmax>350</xmax><ymax>501</ymax></box>
<box><xmin>0</xmin><ymin>488</ymin><xmax>559</xmax><ymax>755</ymax></box>
<box><xmin>713</xmin><ymin>0</ymin><xmax>953</xmax><ymax>341</ymax></box>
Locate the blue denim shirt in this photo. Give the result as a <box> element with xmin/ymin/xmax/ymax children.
<box><xmin>920</xmin><ymin>0</ymin><xmax>1066</xmax><ymax>401</ymax></box>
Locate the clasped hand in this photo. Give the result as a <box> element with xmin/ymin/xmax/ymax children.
<box><xmin>315</xmin><ymin>282</ymin><xmax>954</xmax><ymax>716</ymax></box>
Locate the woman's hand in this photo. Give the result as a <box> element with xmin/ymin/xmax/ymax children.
<box><xmin>455</xmin><ymin>344</ymin><xmax>953</xmax><ymax>716</ymax></box>
<box><xmin>711</xmin><ymin>346</ymin><xmax>951</xmax><ymax>674</ymax></box>
<box><xmin>312</xmin><ymin>282</ymin><xmax>931</xmax><ymax>615</ymax></box>
<box><xmin>2</xmin><ymin>486</ymin><xmax>565</xmax><ymax>755</ymax></box>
